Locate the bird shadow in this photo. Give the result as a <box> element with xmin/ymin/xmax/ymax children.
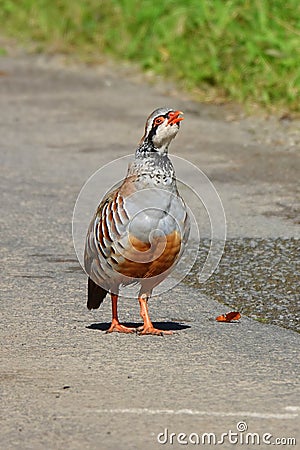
<box><xmin>86</xmin><ymin>321</ymin><xmax>191</xmax><ymax>332</ymax></box>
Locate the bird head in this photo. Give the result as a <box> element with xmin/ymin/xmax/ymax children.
<box><xmin>138</xmin><ymin>107</ymin><xmax>184</xmax><ymax>155</ymax></box>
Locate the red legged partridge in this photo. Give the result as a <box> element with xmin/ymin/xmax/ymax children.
<box><xmin>84</xmin><ymin>107</ymin><xmax>190</xmax><ymax>335</ymax></box>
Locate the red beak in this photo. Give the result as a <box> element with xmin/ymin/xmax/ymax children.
<box><xmin>167</xmin><ymin>110</ymin><xmax>184</xmax><ymax>125</ymax></box>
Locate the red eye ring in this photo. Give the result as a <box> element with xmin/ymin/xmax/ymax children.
<box><xmin>154</xmin><ymin>116</ymin><xmax>164</xmax><ymax>126</ymax></box>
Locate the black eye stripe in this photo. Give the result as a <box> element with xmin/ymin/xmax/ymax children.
<box><xmin>144</xmin><ymin>110</ymin><xmax>175</xmax><ymax>148</ymax></box>
<box><xmin>153</xmin><ymin>112</ymin><xmax>172</xmax><ymax>128</ymax></box>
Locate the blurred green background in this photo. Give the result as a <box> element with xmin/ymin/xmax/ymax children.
<box><xmin>1</xmin><ymin>0</ymin><xmax>299</xmax><ymax>112</ymax></box>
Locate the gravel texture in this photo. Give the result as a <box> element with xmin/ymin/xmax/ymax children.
<box><xmin>185</xmin><ymin>238</ymin><xmax>300</xmax><ymax>333</ymax></box>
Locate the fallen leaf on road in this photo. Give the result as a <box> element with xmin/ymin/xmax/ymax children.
<box><xmin>216</xmin><ymin>311</ymin><xmax>241</xmax><ymax>322</ymax></box>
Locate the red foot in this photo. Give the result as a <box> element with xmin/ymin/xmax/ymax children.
<box><xmin>138</xmin><ymin>326</ymin><xmax>173</xmax><ymax>336</ymax></box>
<box><xmin>106</xmin><ymin>321</ymin><xmax>136</xmax><ymax>334</ymax></box>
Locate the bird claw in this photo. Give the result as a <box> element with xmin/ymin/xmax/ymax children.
<box><xmin>137</xmin><ymin>326</ymin><xmax>173</xmax><ymax>336</ymax></box>
<box><xmin>105</xmin><ymin>323</ymin><xmax>137</xmax><ymax>334</ymax></box>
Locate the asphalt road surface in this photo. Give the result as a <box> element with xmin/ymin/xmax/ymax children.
<box><xmin>1</xmin><ymin>54</ymin><xmax>299</xmax><ymax>449</ymax></box>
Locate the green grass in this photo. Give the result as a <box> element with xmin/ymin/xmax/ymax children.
<box><xmin>1</xmin><ymin>0</ymin><xmax>300</xmax><ymax>111</ymax></box>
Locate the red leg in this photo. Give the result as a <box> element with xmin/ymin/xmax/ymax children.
<box><xmin>106</xmin><ymin>293</ymin><xmax>136</xmax><ymax>333</ymax></box>
<box><xmin>138</xmin><ymin>294</ymin><xmax>173</xmax><ymax>336</ymax></box>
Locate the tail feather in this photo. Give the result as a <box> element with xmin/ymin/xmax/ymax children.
<box><xmin>87</xmin><ymin>277</ymin><xmax>108</xmax><ymax>310</ymax></box>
